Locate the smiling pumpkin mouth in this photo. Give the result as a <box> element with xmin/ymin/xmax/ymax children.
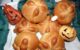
<box><xmin>62</xmin><ymin>32</ymin><xmax>71</xmax><ymax>39</ymax></box>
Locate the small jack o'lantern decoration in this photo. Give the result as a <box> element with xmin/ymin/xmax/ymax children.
<box><xmin>59</xmin><ymin>26</ymin><xmax>76</xmax><ymax>41</ymax></box>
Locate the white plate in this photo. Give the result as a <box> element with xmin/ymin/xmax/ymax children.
<box><xmin>3</xmin><ymin>2</ymin><xmax>80</xmax><ymax>50</ymax></box>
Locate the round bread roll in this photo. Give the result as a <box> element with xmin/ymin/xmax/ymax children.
<box><xmin>13</xmin><ymin>31</ymin><xmax>39</xmax><ymax>50</ymax></box>
<box><xmin>59</xmin><ymin>25</ymin><xmax>76</xmax><ymax>41</ymax></box>
<box><xmin>22</xmin><ymin>0</ymin><xmax>49</xmax><ymax>23</ymax></box>
<box><xmin>39</xmin><ymin>32</ymin><xmax>65</xmax><ymax>50</ymax></box>
<box><xmin>14</xmin><ymin>18</ymin><xmax>38</xmax><ymax>34</ymax></box>
<box><xmin>54</xmin><ymin>1</ymin><xmax>75</xmax><ymax>25</ymax></box>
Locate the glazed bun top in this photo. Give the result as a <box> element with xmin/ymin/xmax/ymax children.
<box><xmin>13</xmin><ymin>31</ymin><xmax>39</xmax><ymax>50</ymax></box>
<box><xmin>39</xmin><ymin>32</ymin><xmax>65</xmax><ymax>50</ymax></box>
<box><xmin>54</xmin><ymin>1</ymin><xmax>75</xmax><ymax>25</ymax></box>
<box><xmin>22</xmin><ymin>0</ymin><xmax>49</xmax><ymax>23</ymax></box>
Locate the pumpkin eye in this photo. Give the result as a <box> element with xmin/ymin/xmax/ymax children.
<box><xmin>9</xmin><ymin>11</ymin><xmax>13</xmax><ymax>13</ymax></box>
<box><xmin>64</xmin><ymin>28</ymin><xmax>67</xmax><ymax>32</ymax></box>
<box><xmin>8</xmin><ymin>11</ymin><xmax>13</xmax><ymax>15</ymax></box>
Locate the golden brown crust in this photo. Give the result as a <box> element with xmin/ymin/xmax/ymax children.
<box><xmin>13</xmin><ymin>31</ymin><xmax>39</xmax><ymax>50</ymax></box>
<box><xmin>49</xmin><ymin>21</ymin><xmax>61</xmax><ymax>33</ymax></box>
<box><xmin>14</xmin><ymin>18</ymin><xmax>38</xmax><ymax>34</ymax></box>
<box><xmin>37</xmin><ymin>16</ymin><xmax>61</xmax><ymax>35</ymax></box>
<box><xmin>54</xmin><ymin>1</ymin><xmax>75</xmax><ymax>25</ymax></box>
<box><xmin>39</xmin><ymin>32</ymin><xmax>65</xmax><ymax>50</ymax></box>
<box><xmin>22</xmin><ymin>0</ymin><xmax>49</xmax><ymax>23</ymax></box>
<box><xmin>14</xmin><ymin>18</ymin><xmax>27</xmax><ymax>33</ymax></box>
<box><xmin>37</xmin><ymin>16</ymin><xmax>51</xmax><ymax>35</ymax></box>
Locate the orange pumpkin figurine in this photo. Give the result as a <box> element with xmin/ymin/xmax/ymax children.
<box><xmin>3</xmin><ymin>4</ymin><xmax>22</xmax><ymax>25</ymax></box>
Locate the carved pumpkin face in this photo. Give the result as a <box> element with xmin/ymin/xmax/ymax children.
<box><xmin>3</xmin><ymin>5</ymin><xmax>22</xmax><ymax>25</ymax></box>
<box><xmin>59</xmin><ymin>26</ymin><xmax>76</xmax><ymax>41</ymax></box>
<box><xmin>22</xmin><ymin>0</ymin><xmax>49</xmax><ymax>23</ymax></box>
<box><xmin>54</xmin><ymin>1</ymin><xmax>75</xmax><ymax>25</ymax></box>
